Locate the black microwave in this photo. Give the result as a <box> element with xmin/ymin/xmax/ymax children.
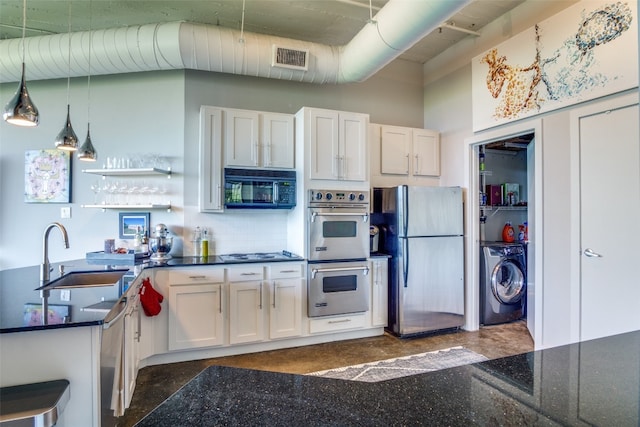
<box><xmin>224</xmin><ymin>168</ymin><xmax>297</xmax><ymax>209</ymax></box>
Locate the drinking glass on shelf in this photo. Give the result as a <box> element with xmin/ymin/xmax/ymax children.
<box><xmin>90</xmin><ymin>180</ymin><xmax>102</xmax><ymax>204</ymax></box>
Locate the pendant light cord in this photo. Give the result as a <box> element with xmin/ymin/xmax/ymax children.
<box><xmin>20</xmin><ymin>0</ymin><xmax>26</xmax><ymax>63</ymax></box>
<box><xmin>87</xmin><ymin>0</ymin><xmax>92</xmax><ymax>124</ymax></box>
<box><xmin>66</xmin><ymin>1</ymin><xmax>71</xmax><ymax>106</ymax></box>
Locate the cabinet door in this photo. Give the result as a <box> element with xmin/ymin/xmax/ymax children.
<box><xmin>308</xmin><ymin>108</ymin><xmax>340</xmax><ymax>180</ymax></box>
<box><xmin>168</xmin><ymin>283</ymin><xmax>224</xmax><ymax>350</ymax></box>
<box><xmin>229</xmin><ymin>281</ymin><xmax>265</xmax><ymax>344</ymax></box>
<box><xmin>412</xmin><ymin>129</ymin><xmax>440</xmax><ymax>177</ymax></box>
<box><xmin>262</xmin><ymin>113</ymin><xmax>294</xmax><ymax>169</ymax></box>
<box><xmin>380</xmin><ymin>125</ymin><xmax>411</xmax><ymax>175</ymax></box>
<box><xmin>340</xmin><ymin>112</ymin><xmax>368</xmax><ymax>181</ymax></box>
<box><xmin>225</xmin><ymin>109</ymin><xmax>260</xmax><ymax>167</ymax></box>
<box><xmin>269</xmin><ymin>278</ymin><xmax>302</xmax><ymax>339</ymax></box>
<box><xmin>199</xmin><ymin>106</ymin><xmax>224</xmax><ymax>212</ymax></box>
<box><xmin>370</xmin><ymin>258</ymin><xmax>388</xmax><ymax>327</ymax></box>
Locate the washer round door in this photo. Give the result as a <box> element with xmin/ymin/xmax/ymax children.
<box><xmin>490</xmin><ymin>260</ymin><xmax>525</xmax><ymax>304</ymax></box>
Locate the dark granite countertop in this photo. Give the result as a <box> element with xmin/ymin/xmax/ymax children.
<box><xmin>136</xmin><ymin>330</ymin><xmax>640</xmax><ymax>426</ymax></box>
<box><xmin>0</xmin><ymin>254</ymin><xmax>304</xmax><ymax>334</ymax></box>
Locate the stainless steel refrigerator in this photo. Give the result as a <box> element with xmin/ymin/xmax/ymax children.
<box><xmin>372</xmin><ymin>186</ymin><xmax>464</xmax><ymax>337</ymax></box>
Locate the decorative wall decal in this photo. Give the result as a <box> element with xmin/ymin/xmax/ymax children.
<box><xmin>472</xmin><ymin>0</ymin><xmax>637</xmax><ymax>132</ymax></box>
<box><xmin>24</xmin><ymin>149</ymin><xmax>72</xmax><ymax>203</ymax></box>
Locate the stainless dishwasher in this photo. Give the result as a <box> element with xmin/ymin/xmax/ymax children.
<box><xmin>99</xmin><ymin>282</ymin><xmax>140</xmax><ymax>427</ymax></box>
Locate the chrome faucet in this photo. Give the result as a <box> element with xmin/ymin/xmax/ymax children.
<box><xmin>40</xmin><ymin>222</ymin><xmax>70</xmax><ymax>283</ymax></box>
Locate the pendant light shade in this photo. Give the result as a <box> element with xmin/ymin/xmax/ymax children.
<box><xmin>3</xmin><ymin>63</ymin><xmax>39</xmax><ymax>127</ymax></box>
<box><xmin>77</xmin><ymin>124</ymin><xmax>97</xmax><ymax>161</ymax></box>
<box><xmin>54</xmin><ymin>105</ymin><xmax>79</xmax><ymax>150</ymax></box>
<box><xmin>3</xmin><ymin>0</ymin><xmax>39</xmax><ymax>127</ymax></box>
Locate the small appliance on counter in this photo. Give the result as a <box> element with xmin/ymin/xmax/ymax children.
<box><xmin>370</xmin><ymin>225</ymin><xmax>380</xmax><ymax>253</ymax></box>
<box><xmin>149</xmin><ymin>224</ymin><xmax>173</xmax><ymax>261</ymax></box>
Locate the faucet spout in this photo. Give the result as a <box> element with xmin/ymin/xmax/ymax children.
<box><xmin>40</xmin><ymin>222</ymin><xmax>70</xmax><ymax>283</ymax></box>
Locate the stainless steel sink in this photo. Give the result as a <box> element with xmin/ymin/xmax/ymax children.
<box><xmin>39</xmin><ymin>269</ymin><xmax>129</xmax><ymax>290</ymax></box>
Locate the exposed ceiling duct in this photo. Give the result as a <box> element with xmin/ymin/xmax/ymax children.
<box><xmin>0</xmin><ymin>0</ymin><xmax>471</xmax><ymax>84</ymax></box>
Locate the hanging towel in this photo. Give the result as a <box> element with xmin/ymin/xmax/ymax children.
<box><xmin>139</xmin><ymin>277</ymin><xmax>163</xmax><ymax>316</ymax></box>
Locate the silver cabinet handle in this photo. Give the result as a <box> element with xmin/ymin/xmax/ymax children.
<box><xmin>272</xmin><ymin>281</ymin><xmax>277</xmax><ymax>308</ymax></box>
<box><xmin>584</xmin><ymin>248</ymin><xmax>603</xmax><ymax>258</ymax></box>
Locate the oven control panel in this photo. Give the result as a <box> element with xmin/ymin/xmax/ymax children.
<box><xmin>309</xmin><ymin>189</ymin><xmax>369</xmax><ymax>205</ymax></box>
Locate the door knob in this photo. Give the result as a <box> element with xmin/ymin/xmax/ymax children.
<box><xmin>583</xmin><ymin>248</ymin><xmax>603</xmax><ymax>258</ymax></box>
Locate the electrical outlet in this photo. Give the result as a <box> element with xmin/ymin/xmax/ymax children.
<box><xmin>60</xmin><ymin>289</ymin><xmax>71</xmax><ymax>301</ymax></box>
<box><xmin>61</xmin><ymin>207</ymin><xmax>71</xmax><ymax>219</ymax></box>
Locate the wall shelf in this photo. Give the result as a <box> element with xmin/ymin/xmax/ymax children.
<box><xmin>82</xmin><ymin>167</ymin><xmax>172</xmax><ymax>178</ymax></box>
<box><xmin>81</xmin><ymin>203</ymin><xmax>171</xmax><ymax>212</ymax></box>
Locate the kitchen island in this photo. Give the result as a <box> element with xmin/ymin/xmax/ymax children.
<box><xmin>135</xmin><ymin>330</ymin><xmax>640</xmax><ymax>426</ymax></box>
<box><xmin>0</xmin><ymin>254</ymin><xmax>307</xmax><ymax>426</ymax></box>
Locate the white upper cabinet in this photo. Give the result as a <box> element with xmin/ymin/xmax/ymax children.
<box><xmin>412</xmin><ymin>128</ymin><xmax>440</xmax><ymax>177</ymax></box>
<box><xmin>380</xmin><ymin>125</ymin><xmax>412</xmax><ymax>175</ymax></box>
<box><xmin>371</xmin><ymin>124</ymin><xmax>440</xmax><ymax>187</ymax></box>
<box><xmin>225</xmin><ymin>109</ymin><xmax>294</xmax><ymax>169</ymax></box>
<box><xmin>305</xmin><ymin>107</ymin><xmax>368</xmax><ymax>182</ymax></box>
<box><xmin>199</xmin><ymin>106</ymin><xmax>224</xmax><ymax>212</ymax></box>
<box><xmin>262</xmin><ymin>113</ymin><xmax>295</xmax><ymax>169</ymax></box>
<box><xmin>225</xmin><ymin>109</ymin><xmax>260</xmax><ymax>167</ymax></box>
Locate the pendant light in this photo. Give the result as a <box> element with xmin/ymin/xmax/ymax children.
<box><xmin>77</xmin><ymin>0</ymin><xmax>97</xmax><ymax>162</ymax></box>
<box><xmin>55</xmin><ymin>1</ymin><xmax>78</xmax><ymax>151</ymax></box>
<box><xmin>2</xmin><ymin>0</ymin><xmax>39</xmax><ymax>127</ymax></box>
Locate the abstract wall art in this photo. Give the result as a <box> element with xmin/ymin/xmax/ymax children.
<box><xmin>24</xmin><ymin>149</ymin><xmax>72</xmax><ymax>203</ymax></box>
<box><xmin>472</xmin><ymin>0</ymin><xmax>638</xmax><ymax>132</ymax></box>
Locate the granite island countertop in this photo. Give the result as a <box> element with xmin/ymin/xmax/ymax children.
<box><xmin>135</xmin><ymin>330</ymin><xmax>640</xmax><ymax>426</ymax></box>
<box><xmin>0</xmin><ymin>254</ymin><xmax>304</xmax><ymax>333</ymax></box>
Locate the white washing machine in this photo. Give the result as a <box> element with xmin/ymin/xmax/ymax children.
<box><xmin>480</xmin><ymin>242</ymin><xmax>526</xmax><ymax>325</ymax></box>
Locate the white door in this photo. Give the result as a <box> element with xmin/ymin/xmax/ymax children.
<box><xmin>579</xmin><ymin>101</ymin><xmax>640</xmax><ymax>341</ymax></box>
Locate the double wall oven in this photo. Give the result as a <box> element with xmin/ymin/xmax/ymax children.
<box><xmin>307</xmin><ymin>189</ymin><xmax>370</xmax><ymax>317</ymax></box>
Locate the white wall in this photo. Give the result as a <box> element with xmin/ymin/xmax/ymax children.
<box><xmin>0</xmin><ymin>60</ymin><xmax>425</xmax><ymax>269</ymax></box>
<box><xmin>0</xmin><ymin>71</ymin><xmax>185</xmax><ymax>270</ymax></box>
<box><xmin>421</xmin><ymin>0</ymin><xmax>638</xmax><ymax>348</ymax></box>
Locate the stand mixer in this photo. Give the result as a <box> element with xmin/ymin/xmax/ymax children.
<box><xmin>150</xmin><ymin>223</ymin><xmax>173</xmax><ymax>261</ymax></box>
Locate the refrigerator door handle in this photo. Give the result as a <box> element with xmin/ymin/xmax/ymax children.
<box><xmin>403</xmin><ymin>238</ymin><xmax>409</xmax><ymax>287</ymax></box>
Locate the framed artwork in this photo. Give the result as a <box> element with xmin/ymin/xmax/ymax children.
<box><xmin>472</xmin><ymin>0</ymin><xmax>638</xmax><ymax>132</ymax></box>
<box><xmin>23</xmin><ymin>303</ymin><xmax>71</xmax><ymax>326</ymax></box>
<box><xmin>24</xmin><ymin>149</ymin><xmax>72</xmax><ymax>203</ymax></box>
<box><xmin>119</xmin><ymin>212</ymin><xmax>150</xmax><ymax>239</ymax></box>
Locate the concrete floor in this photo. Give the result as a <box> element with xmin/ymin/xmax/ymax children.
<box><xmin>119</xmin><ymin>321</ymin><xmax>533</xmax><ymax>426</ymax></box>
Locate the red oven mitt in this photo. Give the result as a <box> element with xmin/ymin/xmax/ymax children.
<box><xmin>139</xmin><ymin>277</ymin><xmax>163</xmax><ymax>316</ymax></box>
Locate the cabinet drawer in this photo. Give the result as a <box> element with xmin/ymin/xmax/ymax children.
<box><xmin>309</xmin><ymin>313</ymin><xmax>366</xmax><ymax>334</ymax></box>
<box><xmin>168</xmin><ymin>268</ymin><xmax>224</xmax><ymax>284</ymax></box>
<box><xmin>227</xmin><ymin>266</ymin><xmax>264</xmax><ymax>282</ymax></box>
<box><xmin>267</xmin><ymin>263</ymin><xmax>305</xmax><ymax>279</ymax></box>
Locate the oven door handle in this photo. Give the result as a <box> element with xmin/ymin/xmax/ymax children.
<box><xmin>310</xmin><ymin>212</ymin><xmax>369</xmax><ymax>222</ymax></box>
<box><xmin>311</xmin><ymin>265</ymin><xmax>369</xmax><ymax>279</ymax></box>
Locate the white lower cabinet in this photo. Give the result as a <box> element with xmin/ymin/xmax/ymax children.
<box><xmin>267</xmin><ymin>263</ymin><xmax>304</xmax><ymax>339</ymax></box>
<box><xmin>168</xmin><ymin>268</ymin><xmax>225</xmax><ymax>351</ymax></box>
<box><xmin>370</xmin><ymin>257</ymin><xmax>389</xmax><ymax>327</ymax></box>
<box><xmin>228</xmin><ymin>265</ymin><xmax>265</xmax><ymax>345</ymax></box>
<box><xmin>309</xmin><ymin>313</ymin><xmax>367</xmax><ymax>334</ymax></box>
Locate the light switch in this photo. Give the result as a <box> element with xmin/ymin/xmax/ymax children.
<box><xmin>60</xmin><ymin>289</ymin><xmax>71</xmax><ymax>301</ymax></box>
<box><xmin>61</xmin><ymin>207</ymin><xmax>71</xmax><ymax>219</ymax></box>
